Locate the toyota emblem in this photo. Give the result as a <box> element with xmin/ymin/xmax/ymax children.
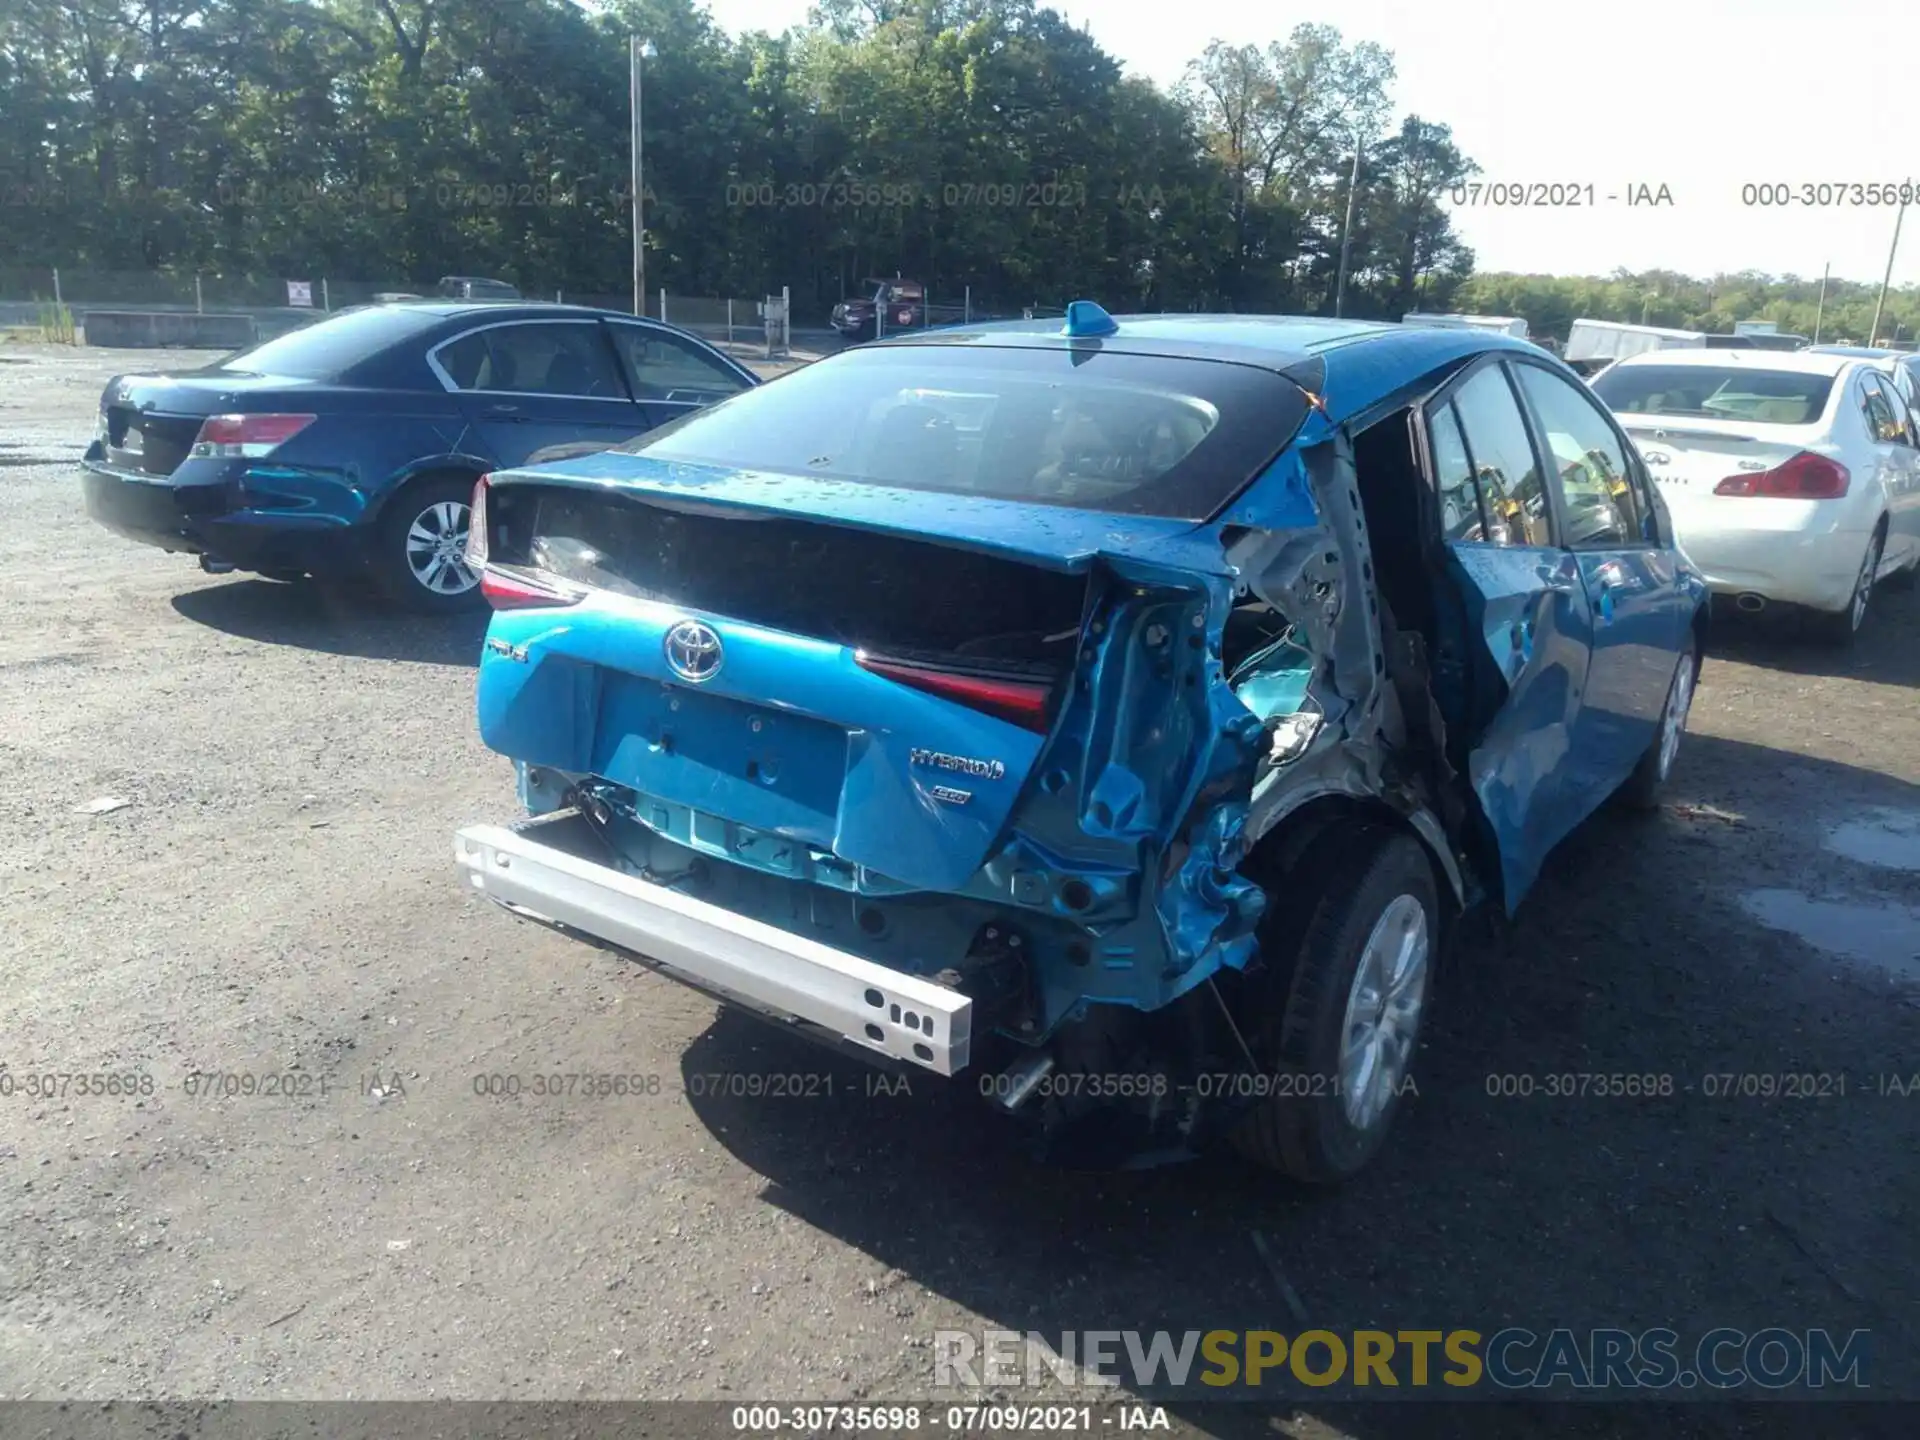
<box><xmin>663</xmin><ymin>619</ymin><xmax>723</xmax><ymax>682</ymax></box>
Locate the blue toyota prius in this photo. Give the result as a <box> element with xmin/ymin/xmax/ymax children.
<box><xmin>80</xmin><ymin>302</ymin><xmax>758</xmax><ymax>610</ymax></box>
<box><xmin>453</xmin><ymin>303</ymin><xmax>1708</xmax><ymax>1180</ymax></box>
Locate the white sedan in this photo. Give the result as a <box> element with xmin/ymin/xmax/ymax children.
<box><xmin>1591</xmin><ymin>349</ymin><xmax>1920</xmax><ymax>642</ymax></box>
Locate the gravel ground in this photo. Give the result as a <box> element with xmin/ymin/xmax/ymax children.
<box><xmin>0</xmin><ymin>343</ymin><xmax>1916</xmax><ymax>1436</ymax></box>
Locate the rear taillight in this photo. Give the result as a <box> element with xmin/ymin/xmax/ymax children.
<box><xmin>189</xmin><ymin>412</ymin><xmax>316</xmax><ymax>459</ymax></box>
<box><xmin>470</xmin><ymin>475</ymin><xmax>585</xmax><ymax>611</ymax></box>
<box><xmin>480</xmin><ymin>567</ymin><xmax>584</xmax><ymax>611</ymax></box>
<box><xmin>855</xmin><ymin>652</ymin><xmax>1053</xmax><ymax>732</ymax></box>
<box><xmin>465</xmin><ymin>473</ymin><xmax>491</xmax><ymax>568</ymax></box>
<box><xmin>1714</xmin><ymin>452</ymin><xmax>1850</xmax><ymax>498</ymax></box>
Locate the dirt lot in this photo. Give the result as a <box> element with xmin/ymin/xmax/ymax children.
<box><xmin>1</xmin><ymin>343</ymin><xmax>1916</xmax><ymax>1435</ymax></box>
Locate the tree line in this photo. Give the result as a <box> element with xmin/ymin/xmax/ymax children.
<box><xmin>0</xmin><ymin>0</ymin><xmax>1480</xmax><ymax>319</ymax></box>
<box><xmin>1456</xmin><ymin>269</ymin><xmax>1920</xmax><ymax>347</ymax></box>
<box><xmin>6</xmin><ymin>1</ymin><xmax>1909</xmax><ymax>333</ymax></box>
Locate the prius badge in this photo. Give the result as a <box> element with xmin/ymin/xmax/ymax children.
<box><xmin>664</xmin><ymin>619</ymin><xmax>723</xmax><ymax>682</ymax></box>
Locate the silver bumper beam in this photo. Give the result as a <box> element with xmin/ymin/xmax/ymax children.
<box><xmin>455</xmin><ymin>821</ymin><xmax>973</xmax><ymax>1075</ymax></box>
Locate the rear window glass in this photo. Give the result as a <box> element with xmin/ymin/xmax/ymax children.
<box><xmin>217</xmin><ymin>306</ymin><xmax>445</xmax><ymax>381</ymax></box>
<box><xmin>1592</xmin><ymin>365</ymin><xmax>1835</xmax><ymax>424</ymax></box>
<box><xmin>618</xmin><ymin>344</ymin><xmax>1309</xmax><ymax>519</ymax></box>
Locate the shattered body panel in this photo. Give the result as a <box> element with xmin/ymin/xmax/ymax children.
<box><xmin>464</xmin><ymin>313</ymin><xmax>1706</xmax><ymax>1154</ymax></box>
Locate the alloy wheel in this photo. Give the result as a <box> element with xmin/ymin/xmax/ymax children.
<box><xmin>1656</xmin><ymin>653</ymin><xmax>1696</xmax><ymax>781</ymax></box>
<box><xmin>405</xmin><ymin>499</ymin><xmax>477</xmax><ymax>595</ymax></box>
<box><xmin>1849</xmin><ymin>532</ymin><xmax>1883</xmax><ymax>633</ymax></box>
<box><xmin>1337</xmin><ymin>893</ymin><xmax>1429</xmax><ymax>1131</ymax></box>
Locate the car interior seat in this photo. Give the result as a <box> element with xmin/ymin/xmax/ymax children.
<box><xmin>544</xmin><ymin>348</ymin><xmax>592</xmax><ymax>396</ymax></box>
<box><xmin>482</xmin><ymin>343</ymin><xmax>517</xmax><ymax>391</ymax></box>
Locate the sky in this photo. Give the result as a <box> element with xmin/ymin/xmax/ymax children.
<box><xmin>696</xmin><ymin>0</ymin><xmax>1920</xmax><ymax>287</ymax></box>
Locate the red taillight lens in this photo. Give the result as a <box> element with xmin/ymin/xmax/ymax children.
<box><xmin>1714</xmin><ymin>452</ymin><xmax>1850</xmax><ymax>498</ymax></box>
<box><xmin>190</xmin><ymin>412</ymin><xmax>316</xmax><ymax>458</ymax></box>
<box><xmin>855</xmin><ymin>652</ymin><xmax>1053</xmax><ymax>731</ymax></box>
<box><xmin>465</xmin><ymin>473</ymin><xmax>491</xmax><ymax>569</ymax></box>
<box><xmin>479</xmin><ymin>566</ymin><xmax>583</xmax><ymax>611</ymax></box>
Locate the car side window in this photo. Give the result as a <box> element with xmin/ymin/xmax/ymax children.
<box><xmin>1862</xmin><ymin>373</ymin><xmax>1912</xmax><ymax>446</ymax></box>
<box><xmin>1428</xmin><ymin>401</ymin><xmax>1486</xmax><ymax>541</ymax></box>
<box><xmin>1513</xmin><ymin>362</ymin><xmax>1645</xmax><ymax>549</ymax></box>
<box><xmin>608</xmin><ymin>325</ymin><xmax>751</xmax><ymax>404</ymax></box>
<box><xmin>436</xmin><ymin>323</ymin><xmax>626</xmax><ymax>399</ymax></box>
<box><xmin>1448</xmin><ymin>364</ymin><xmax>1552</xmax><ymax>547</ymax></box>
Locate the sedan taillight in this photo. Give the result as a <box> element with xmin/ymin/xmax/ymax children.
<box><xmin>1714</xmin><ymin>452</ymin><xmax>1850</xmax><ymax>498</ymax></box>
<box><xmin>189</xmin><ymin>412</ymin><xmax>316</xmax><ymax>459</ymax></box>
<box><xmin>855</xmin><ymin>652</ymin><xmax>1053</xmax><ymax>732</ymax></box>
<box><xmin>465</xmin><ymin>473</ymin><xmax>491</xmax><ymax>569</ymax></box>
<box><xmin>480</xmin><ymin>567</ymin><xmax>585</xmax><ymax>611</ymax></box>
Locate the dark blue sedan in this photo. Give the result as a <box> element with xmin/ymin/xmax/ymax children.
<box><xmin>80</xmin><ymin>302</ymin><xmax>759</xmax><ymax>610</ymax></box>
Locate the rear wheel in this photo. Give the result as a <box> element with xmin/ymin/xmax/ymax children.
<box><xmin>1812</xmin><ymin>526</ymin><xmax>1883</xmax><ymax>646</ymax></box>
<box><xmin>1230</xmin><ymin>827</ymin><xmax>1437</xmax><ymax>1184</ymax></box>
<box><xmin>372</xmin><ymin>475</ymin><xmax>483</xmax><ymax>613</ymax></box>
<box><xmin>1618</xmin><ymin>640</ymin><xmax>1698</xmax><ymax>810</ymax></box>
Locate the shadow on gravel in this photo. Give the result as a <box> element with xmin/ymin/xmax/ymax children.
<box><xmin>170</xmin><ymin>577</ymin><xmax>488</xmax><ymax>666</ymax></box>
<box><xmin>1706</xmin><ymin>584</ymin><xmax>1920</xmax><ymax>686</ymax></box>
<box><xmin>682</xmin><ymin>730</ymin><xmax>1920</xmax><ymax>1434</ymax></box>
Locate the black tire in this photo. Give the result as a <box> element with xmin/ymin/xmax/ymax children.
<box><xmin>1618</xmin><ymin>641</ymin><xmax>1698</xmax><ymax>811</ymax></box>
<box><xmin>370</xmin><ymin>474</ymin><xmax>485</xmax><ymax>614</ymax></box>
<box><xmin>1229</xmin><ymin>826</ymin><xmax>1438</xmax><ymax>1184</ymax></box>
<box><xmin>1810</xmin><ymin>526</ymin><xmax>1884</xmax><ymax>647</ymax></box>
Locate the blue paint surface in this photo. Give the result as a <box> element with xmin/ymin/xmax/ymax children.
<box><xmin>478</xmin><ymin>318</ymin><xmax>1707</xmax><ymax>1032</ymax></box>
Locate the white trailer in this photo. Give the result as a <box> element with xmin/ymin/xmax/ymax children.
<box><xmin>1401</xmin><ymin>312</ymin><xmax>1531</xmax><ymax>340</ymax></box>
<box><xmin>1563</xmin><ymin>318</ymin><xmax>1706</xmax><ymax>363</ymax></box>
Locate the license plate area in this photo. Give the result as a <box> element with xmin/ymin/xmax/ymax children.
<box><xmin>588</xmin><ymin>674</ymin><xmax>847</xmax><ymax>845</ymax></box>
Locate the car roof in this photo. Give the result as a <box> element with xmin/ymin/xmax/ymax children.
<box><xmin>1808</xmin><ymin>345</ymin><xmax>1899</xmax><ymax>358</ymax></box>
<box><xmin>365</xmin><ymin>300</ymin><xmax>655</xmax><ymax>323</ymax></box>
<box><xmin>1604</xmin><ymin>347</ymin><xmax>1858</xmax><ymax>377</ymax></box>
<box><xmin>871</xmin><ymin>312</ymin><xmax>1544</xmax><ymax>424</ymax></box>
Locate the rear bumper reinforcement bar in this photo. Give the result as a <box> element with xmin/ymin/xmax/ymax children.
<box><xmin>455</xmin><ymin>820</ymin><xmax>972</xmax><ymax>1075</ymax></box>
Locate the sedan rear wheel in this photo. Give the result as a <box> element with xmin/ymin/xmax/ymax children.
<box><xmin>373</xmin><ymin>476</ymin><xmax>484</xmax><ymax>613</ymax></box>
<box><xmin>1230</xmin><ymin>826</ymin><xmax>1438</xmax><ymax>1184</ymax></box>
<box><xmin>1813</xmin><ymin>527</ymin><xmax>1883</xmax><ymax>646</ymax></box>
<box><xmin>1619</xmin><ymin>641</ymin><xmax>1698</xmax><ymax>810</ymax></box>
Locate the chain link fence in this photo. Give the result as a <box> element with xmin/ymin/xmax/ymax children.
<box><xmin>0</xmin><ymin>268</ymin><xmax>803</xmax><ymax>350</ymax></box>
<box><xmin>1</xmin><ymin>266</ymin><xmax>1148</xmax><ymax>353</ymax></box>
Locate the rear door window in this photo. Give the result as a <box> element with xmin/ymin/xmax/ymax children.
<box><xmin>1513</xmin><ymin>363</ymin><xmax>1645</xmax><ymax>548</ymax></box>
<box><xmin>1861</xmin><ymin>372</ymin><xmax>1909</xmax><ymax>444</ymax></box>
<box><xmin>1428</xmin><ymin>401</ymin><xmax>1486</xmax><ymax>541</ymax></box>
<box><xmin>1448</xmin><ymin>364</ymin><xmax>1553</xmax><ymax>547</ymax></box>
<box><xmin>434</xmin><ymin>322</ymin><xmax>626</xmax><ymax>399</ymax></box>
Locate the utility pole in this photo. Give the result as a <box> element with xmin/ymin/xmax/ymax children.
<box><xmin>1333</xmin><ymin>135</ymin><xmax>1364</xmax><ymax>318</ymax></box>
<box><xmin>1813</xmin><ymin>261</ymin><xmax>1830</xmax><ymax>344</ymax></box>
<box><xmin>1870</xmin><ymin>198</ymin><xmax>1905</xmax><ymax>346</ymax></box>
<box><xmin>630</xmin><ymin>37</ymin><xmax>655</xmax><ymax>317</ymax></box>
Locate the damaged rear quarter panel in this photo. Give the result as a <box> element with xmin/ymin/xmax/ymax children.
<box><xmin>1017</xmin><ymin>418</ymin><xmax>1470</xmax><ymax>1031</ymax></box>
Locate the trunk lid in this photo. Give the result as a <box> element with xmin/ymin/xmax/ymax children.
<box><xmin>98</xmin><ymin>370</ymin><xmax>318</xmax><ymax>477</ymax></box>
<box><xmin>1619</xmin><ymin>418</ymin><xmax>1822</xmax><ymax>521</ymax></box>
<box><xmin>476</xmin><ymin>461</ymin><xmax>1222</xmax><ymax>892</ymax></box>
